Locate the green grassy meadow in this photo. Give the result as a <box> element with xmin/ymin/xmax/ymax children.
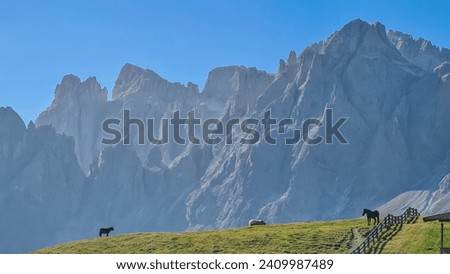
<box><xmin>34</xmin><ymin>217</ymin><xmax>449</xmax><ymax>254</ymax></box>
<box><xmin>382</xmin><ymin>218</ymin><xmax>450</xmax><ymax>254</ymax></box>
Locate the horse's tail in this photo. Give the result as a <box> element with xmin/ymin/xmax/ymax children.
<box><xmin>99</xmin><ymin>230</ymin><xmax>102</xmax><ymax>237</ymax></box>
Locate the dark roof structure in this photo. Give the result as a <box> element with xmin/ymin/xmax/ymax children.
<box><xmin>423</xmin><ymin>212</ymin><xmax>450</xmax><ymax>222</ymax></box>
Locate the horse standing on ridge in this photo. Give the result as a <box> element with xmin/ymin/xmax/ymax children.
<box><xmin>99</xmin><ymin>227</ymin><xmax>114</xmax><ymax>237</ymax></box>
<box><xmin>362</xmin><ymin>209</ymin><xmax>379</xmax><ymax>225</ymax></box>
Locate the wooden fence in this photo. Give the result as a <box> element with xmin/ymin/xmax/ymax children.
<box><xmin>351</xmin><ymin>207</ymin><xmax>419</xmax><ymax>254</ymax></box>
<box><xmin>441</xmin><ymin>247</ymin><xmax>450</xmax><ymax>254</ymax></box>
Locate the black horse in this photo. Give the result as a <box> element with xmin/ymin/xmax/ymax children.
<box><xmin>362</xmin><ymin>209</ymin><xmax>379</xmax><ymax>225</ymax></box>
<box><xmin>99</xmin><ymin>227</ymin><xmax>114</xmax><ymax>237</ymax></box>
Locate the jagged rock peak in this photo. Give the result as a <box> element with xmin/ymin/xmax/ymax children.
<box><xmin>277</xmin><ymin>59</ymin><xmax>287</xmax><ymax>74</ymax></box>
<box><xmin>113</xmin><ymin>63</ymin><xmax>159</xmax><ymax>99</ymax></box>
<box><xmin>60</xmin><ymin>74</ymin><xmax>81</xmax><ymax>86</ymax></box>
<box><xmin>388</xmin><ymin>30</ymin><xmax>450</xmax><ymax>55</ymax></box>
<box><xmin>202</xmin><ymin>66</ymin><xmax>273</xmax><ymax>99</ymax></box>
<box><xmin>322</xmin><ymin>19</ymin><xmax>391</xmax><ymax>54</ymax></box>
<box><xmin>0</xmin><ymin>106</ymin><xmax>19</xmax><ymax>116</ymax></box>
<box><xmin>120</xmin><ymin>63</ymin><xmax>146</xmax><ymax>75</ymax></box>
<box><xmin>204</xmin><ymin>65</ymin><xmax>258</xmax><ymax>79</ymax></box>
<box><xmin>0</xmin><ymin>107</ymin><xmax>26</xmax><ymax>149</ymax></box>
<box><xmin>112</xmin><ymin>63</ymin><xmax>199</xmax><ymax>99</ymax></box>
<box><xmin>202</xmin><ymin>66</ymin><xmax>244</xmax><ymax>99</ymax></box>
<box><xmin>387</xmin><ymin>30</ymin><xmax>450</xmax><ymax>71</ymax></box>
<box><xmin>27</xmin><ymin>120</ymin><xmax>36</xmax><ymax>130</ymax></box>
<box><xmin>0</xmin><ymin>106</ymin><xmax>26</xmax><ymax>131</ymax></box>
<box><xmin>55</xmin><ymin>74</ymin><xmax>107</xmax><ymax>101</ymax></box>
<box><xmin>287</xmin><ymin>50</ymin><xmax>297</xmax><ymax>64</ymax></box>
<box><xmin>277</xmin><ymin>50</ymin><xmax>301</xmax><ymax>78</ymax></box>
<box><xmin>338</xmin><ymin>18</ymin><xmax>386</xmax><ymax>35</ymax></box>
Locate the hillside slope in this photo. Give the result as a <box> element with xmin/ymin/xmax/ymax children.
<box><xmin>381</xmin><ymin>219</ymin><xmax>450</xmax><ymax>254</ymax></box>
<box><xmin>35</xmin><ymin>218</ymin><xmax>450</xmax><ymax>254</ymax></box>
<box><xmin>35</xmin><ymin>219</ymin><xmax>367</xmax><ymax>254</ymax></box>
<box><xmin>35</xmin><ymin>219</ymin><xmax>368</xmax><ymax>254</ymax></box>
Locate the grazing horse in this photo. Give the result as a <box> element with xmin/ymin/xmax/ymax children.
<box><xmin>248</xmin><ymin>219</ymin><xmax>266</xmax><ymax>226</ymax></box>
<box><xmin>362</xmin><ymin>209</ymin><xmax>380</xmax><ymax>225</ymax></box>
<box><xmin>99</xmin><ymin>227</ymin><xmax>114</xmax><ymax>237</ymax></box>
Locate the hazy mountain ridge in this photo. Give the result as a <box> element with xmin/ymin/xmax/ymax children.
<box><xmin>1</xmin><ymin>19</ymin><xmax>450</xmax><ymax>253</ymax></box>
<box><xmin>0</xmin><ymin>107</ymin><xmax>85</xmax><ymax>253</ymax></box>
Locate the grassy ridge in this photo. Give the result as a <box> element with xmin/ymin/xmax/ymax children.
<box><xmin>34</xmin><ymin>218</ymin><xmax>450</xmax><ymax>254</ymax></box>
<box><xmin>382</xmin><ymin>218</ymin><xmax>450</xmax><ymax>254</ymax></box>
<box><xmin>34</xmin><ymin>219</ymin><xmax>366</xmax><ymax>254</ymax></box>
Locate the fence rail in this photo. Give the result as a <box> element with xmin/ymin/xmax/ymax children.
<box><xmin>351</xmin><ymin>207</ymin><xmax>419</xmax><ymax>254</ymax></box>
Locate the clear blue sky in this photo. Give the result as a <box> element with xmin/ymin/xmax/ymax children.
<box><xmin>1</xmin><ymin>0</ymin><xmax>450</xmax><ymax>123</ymax></box>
